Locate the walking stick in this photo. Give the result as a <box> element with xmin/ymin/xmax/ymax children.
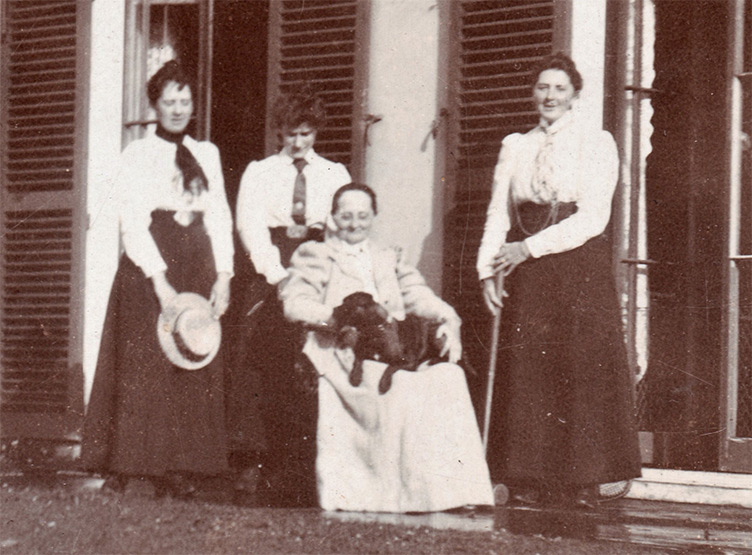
<box><xmin>482</xmin><ymin>271</ymin><xmax>504</xmax><ymax>456</ymax></box>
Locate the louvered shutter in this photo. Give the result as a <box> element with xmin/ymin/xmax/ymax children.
<box><xmin>444</xmin><ymin>0</ymin><xmax>562</xmax><ymax>376</ymax></box>
<box><xmin>1</xmin><ymin>0</ymin><xmax>89</xmax><ymax>439</ymax></box>
<box><xmin>266</xmin><ymin>0</ymin><xmax>369</xmax><ymax>179</ymax></box>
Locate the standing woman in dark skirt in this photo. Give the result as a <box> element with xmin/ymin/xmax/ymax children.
<box><xmin>82</xmin><ymin>61</ymin><xmax>234</xmax><ymax>495</ymax></box>
<box><xmin>477</xmin><ymin>52</ymin><xmax>641</xmax><ymax>505</ymax></box>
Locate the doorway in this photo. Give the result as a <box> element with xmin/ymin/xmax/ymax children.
<box><xmin>210</xmin><ymin>1</ymin><xmax>269</xmax><ymax>209</ymax></box>
<box><xmin>643</xmin><ymin>0</ymin><xmax>729</xmax><ymax>470</ymax></box>
<box><xmin>615</xmin><ymin>0</ymin><xmax>751</xmax><ymax>472</ymax></box>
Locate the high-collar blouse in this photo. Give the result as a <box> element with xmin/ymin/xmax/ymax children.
<box><xmin>476</xmin><ymin>112</ymin><xmax>619</xmax><ymax>280</ymax></box>
<box><xmin>236</xmin><ymin>149</ymin><xmax>351</xmax><ymax>285</ymax></box>
<box><xmin>335</xmin><ymin>237</ymin><xmax>379</xmax><ymax>301</ymax></box>
<box><xmin>118</xmin><ymin>134</ymin><xmax>234</xmax><ymax>278</ymax></box>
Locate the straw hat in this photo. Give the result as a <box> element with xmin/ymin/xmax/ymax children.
<box><xmin>157</xmin><ymin>292</ymin><xmax>221</xmax><ymax>370</ymax></box>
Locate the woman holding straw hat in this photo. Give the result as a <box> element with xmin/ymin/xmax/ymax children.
<box><xmin>82</xmin><ymin>61</ymin><xmax>233</xmax><ymax>497</ymax></box>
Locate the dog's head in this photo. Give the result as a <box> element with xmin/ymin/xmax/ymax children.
<box><xmin>331</xmin><ymin>292</ymin><xmax>388</xmax><ymax>328</ymax></box>
<box><xmin>331</xmin><ymin>292</ymin><xmax>402</xmax><ymax>362</ymax></box>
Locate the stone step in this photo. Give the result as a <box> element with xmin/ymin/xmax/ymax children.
<box><xmin>627</xmin><ymin>468</ymin><xmax>752</xmax><ymax>508</ymax></box>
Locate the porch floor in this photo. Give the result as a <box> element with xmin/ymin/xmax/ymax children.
<box><xmin>494</xmin><ymin>497</ymin><xmax>752</xmax><ymax>553</ymax></box>
<box><xmin>1</xmin><ymin>470</ymin><xmax>750</xmax><ymax>553</ymax></box>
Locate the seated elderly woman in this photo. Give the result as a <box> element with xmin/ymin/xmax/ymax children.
<box><xmin>280</xmin><ymin>183</ymin><xmax>494</xmax><ymax>513</ymax></box>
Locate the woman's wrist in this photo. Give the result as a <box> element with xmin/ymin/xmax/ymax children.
<box><xmin>441</xmin><ymin>311</ymin><xmax>462</xmax><ymax>326</ymax></box>
<box><xmin>311</xmin><ymin>315</ymin><xmax>337</xmax><ymax>332</ymax></box>
<box><xmin>519</xmin><ymin>240</ymin><xmax>532</xmax><ymax>259</ymax></box>
<box><xmin>151</xmin><ymin>271</ymin><xmax>177</xmax><ymax>309</ymax></box>
<box><xmin>151</xmin><ymin>271</ymin><xmax>168</xmax><ymax>288</ymax></box>
<box><xmin>314</xmin><ymin>308</ymin><xmax>337</xmax><ymax>329</ymax></box>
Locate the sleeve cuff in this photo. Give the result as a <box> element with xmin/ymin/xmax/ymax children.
<box><xmin>478</xmin><ymin>267</ymin><xmax>494</xmax><ymax>281</ymax></box>
<box><xmin>266</xmin><ymin>267</ymin><xmax>289</xmax><ymax>286</ymax></box>
<box><xmin>523</xmin><ymin>238</ymin><xmax>541</xmax><ymax>259</ymax></box>
<box><xmin>215</xmin><ymin>266</ymin><xmax>235</xmax><ymax>278</ymax></box>
<box><xmin>142</xmin><ymin>260</ymin><xmax>168</xmax><ymax>279</ymax></box>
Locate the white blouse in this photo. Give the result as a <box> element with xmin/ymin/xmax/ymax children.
<box><xmin>118</xmin><ymin>134</ymin><xmax>234</xmax><ymax>278</ymax></box>
<box><xmin>476</xmin><ymin>111</ymin><xmax>619</xmax><ymax>281</ymax></box>
<box><xmin>336</xmin><ymin>238</ymin><xmax>379</xmax><ymax>302</ymax></box>
<box><xmin>236</xmin><ymin>149</ymin><xmax>351</xmax><ymax>285</ymax></box>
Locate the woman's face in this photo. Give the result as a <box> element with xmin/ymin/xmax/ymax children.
<box><xmin>282</xmin><ymin>123</ymin><xmax>316</xmax><ymax>160</ymax></box>
<box><xmin>155</xmin><ymin>81</ymin><xmax>193</xmax><ymax>134</ymax></box>
<box><xmin>332</xmin><ymin>190</ymin><xmax>375</xmax><ymax>245</ymax></box>
<box><xmin>533</xmin><ymin>69</ymin><xmax>578</xmax><ymax>125</ymax></box>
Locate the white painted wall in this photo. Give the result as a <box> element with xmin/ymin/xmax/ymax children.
<box><xmin>79</xmin><ymin>0</ymin><xmax>611</xmax><ymax>403</ymax></box>
<box><xmin>80</xmin><ymin>0</ymin><xmax>449</xmax><ymax>403</ymax></box>
<box><xmin>569</xmin><ymin>0</ymin><xmax>608</xmax><ymax>130</ymax></box>
<box><xmin>363</xmin><ymin>0</ymin><xmax>443</xmax><ymax>291</ymax></box>
<box><xmin>82</xmin><ymin>0</ymin><xmax>126</xmax><ymax>404</ymax></box>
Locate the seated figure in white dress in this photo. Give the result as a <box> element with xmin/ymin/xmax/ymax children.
<box><xmin>280</xmin><ymin>183</ymin><xmax>494</xmax><ymax>513</ymax></box>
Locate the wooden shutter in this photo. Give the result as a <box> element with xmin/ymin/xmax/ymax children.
<box><xmin>443</xmin><ymin>0</ymin><xmax>564</xmax><ymax>380</ymax></box>
<box><xmin>1</xmin><ymin>0</ymin><xmax>89</xmax><ymax>439</ymax></box>
<box><xmin>266</xmin><ymin>0</ymin><xmax>369</xmax><ymax>179</ymax></box>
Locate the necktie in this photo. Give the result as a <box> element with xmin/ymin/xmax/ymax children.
<box><xmin>531</xmin><ymin>131</ymin><xmax>557</xmax><ymax>203</ymax></box>
<box><xmin>292</xmin><ymin>159</ymin><xmax>307</xmax><ymax>225</ymax></box>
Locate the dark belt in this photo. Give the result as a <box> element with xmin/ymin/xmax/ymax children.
<box><xmin>508</xmin><ymin>201</ymin><xmax>577</xmax><ymax>242</ymax></box>
<box><xmin>269</xmin><ymin>226</ymin><xmax>324</xmax><ymax>268</ymax></box>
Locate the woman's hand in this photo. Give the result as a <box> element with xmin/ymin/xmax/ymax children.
<box><xmin>436</xmin><ymin>316</ymin><xmax>462</xmax><ymax>364</ymax></box>
<box><xmin>492</xmin><ymin>241</ymin><xmax>531</xmax><ymax>276</ymax></box>
<box><xmin>210</xmin><ymin>272</ymin><xmax>232</xmax><ymax>319</ymax></box>
<box><xmin>482</xmin><ymin>276</ymin><xmax>507</xmax><ymax>315</ymax></box>
<box><xmin>152</xmin><ymin>271</ymin><xmax>178</xmax><ymax>313</ymax></box>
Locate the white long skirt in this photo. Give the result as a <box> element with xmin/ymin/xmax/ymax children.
<box><xmin>314</xmin><ymin>356</ymin><xmax>494</xmax><ymax>513</ymax></box>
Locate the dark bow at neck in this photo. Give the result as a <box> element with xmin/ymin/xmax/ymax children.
<box><xmin>156</xmin><ymin>125</ymin><xmax>208</xmax><ymax>195</ymax></box>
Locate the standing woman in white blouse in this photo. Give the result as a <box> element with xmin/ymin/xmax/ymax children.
<box><xmin>477</xmin><ymin>53</ymin><xmax>641</xmax><ymax>505</ymax></box>
<box><xmin>83</xmin><ymin>61</ymin><xmax>234</xmax><ymax>495</ymax></box>
<box><xmin>232</xmin><ymin>91</ymin><xmax>350</xmax><ymax>506</ymax></box>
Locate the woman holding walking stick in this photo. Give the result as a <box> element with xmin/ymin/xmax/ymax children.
<box><xmin>477</xmin><ymin>52</ymin><xmax>641</xmax><ymax>507</ymax></box>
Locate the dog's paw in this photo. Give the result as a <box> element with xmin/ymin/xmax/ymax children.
<box><xmin>349</xmin><ymin>359</ymin><xmax>364</xmax><ymax>387</ymax></box>
<box><xmin>378</xmin><ymin>366</ymin><xmax>398</xmax><ymax>394</ymax></box>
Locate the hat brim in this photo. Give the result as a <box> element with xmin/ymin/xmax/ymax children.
<box><xmin>157</xmin><ymin>292</ymin><xmax>221</xmax><ymax>371</ymax></box>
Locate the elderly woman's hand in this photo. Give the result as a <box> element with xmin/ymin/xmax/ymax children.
<box><xmin>492</xmin><ymin>241</ymin><xmax>531</xmax><ymax>276</ymax></box>
<box><xmin>436</xmin><ymin>315</ymin><xmax>462</xmax><ymax>364</ymax></box>
<box><xmin>210</xmin><ymin>272</ymin><xmax>231</xmax><ymax>319</ymax></box>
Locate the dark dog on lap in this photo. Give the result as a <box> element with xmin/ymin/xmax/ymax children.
<box><xmin>330</xmin><ymin>292</ymin><xmax>447</xmax><ymax>394</ymax></box>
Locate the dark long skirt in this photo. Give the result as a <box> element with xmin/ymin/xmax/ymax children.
<box><xmin>486</xmin><ymin>202</ymin><xmax>641</xmax><ymax>488</ymax></box>
<box><xmin>82</xmin><ymin>210</ymin><xmax>228</xmax><ymax>477</ymax></box>
<box><xmin>226</xmin><ymin>227</ymin><xmax>318</xmax><ymax>506</ymax></box>
<box><xmin>224</xmin><ymin>237</ymin><xmax>268</xmax><ymax>460</ymax></box>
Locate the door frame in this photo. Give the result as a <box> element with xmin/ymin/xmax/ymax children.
<box><xmin>720</xmin><ymin>0</ymin><xmax>752</xmax><ymax>473</ymax></box>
